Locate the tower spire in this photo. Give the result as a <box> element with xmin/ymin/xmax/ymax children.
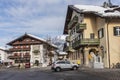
<box><xmin>108</xmin><ymin>0</ymin><xmax>112</xmax><ymax>7</ymax></box>
<box><xmin>103</xmin><ymin>0</ymin><xmax>113</xmax><ymax>8</ymax></box>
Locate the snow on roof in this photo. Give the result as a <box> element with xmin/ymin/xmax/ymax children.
<box><xmin>27</xmin><ymin>34</ymin><xmax>58</xmax><ymax>48</ymax></box>
<box><xmin>74</xmin><ymin>5</ymin><xmax>107</xmax><ymax>13</ymax></box>
<box><xmin>48</xmin><ymin>43</ymin><xmax>58</xmax><ymax>48</ymax></box>
<box><xmin>27</xmin><ymin>34</ymin><xmax>46</xmax><ymax>43</ymax></box>
<box><xmin>0</xmin><ymin>47</ymin><xmax>6</xmax><ymax>50</ymax></box>
<box><xmin>7</xmin><ymin>33</ymin><xmax>57</xmax><ymax>48</ymax></box>
<box><xmin>74</xmin><ymin>5</ymin><xmax>120</xmax><ymax>17</ymax></box>
<box><xmin>102</xmin><ymin>11</ymin><xmax>120</xmax><ymax>17</ymax></box>
<box><xmin>59</xmin><ymin>52</ymin><xmax>67</xmax><ymax>55</ymax></box>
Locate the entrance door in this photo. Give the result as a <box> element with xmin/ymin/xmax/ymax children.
<box><xmin>35</xmin><ymin>60</ymin><xmax>39</xmax><ymax>66</ymax></box>
<box><xmin>89</xmin><ymin>51</ymin><xmax>103</xmax><ymax>68</ymax></box>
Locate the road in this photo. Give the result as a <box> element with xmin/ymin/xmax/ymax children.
<box><xmin>0</xmin><ymin>68</ymin><xmax>119</xmax><ymax>80</ymax></box>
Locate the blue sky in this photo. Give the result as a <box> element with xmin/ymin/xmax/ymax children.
<box><xmin>0</xmin><ymin>0</ymin><xmax>119</xmax><ymax>47</ymax></box>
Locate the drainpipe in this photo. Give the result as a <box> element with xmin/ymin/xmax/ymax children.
<box><xmin>106</xmin><ymin>19</ymin><xmax>111</xmax><ymax>68</ymax></box>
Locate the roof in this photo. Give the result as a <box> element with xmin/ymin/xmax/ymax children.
<box><xmin>7</xmin><ymin>33</ymin><xmax>47</xmax><ymax>45</ymax></box>
<box><xmin>74</xmin><ymin>5</ymin><xmax>120</xmax><ymax>17</ymax></box>
<box><xmin>63</xmin><ymin>4</ymin><xmax>120</xmax><ymax>34</ymax></box>
<box><xmin>58</xmin><ymin>51</ymin><xmax>67</xmax><ymax>55</ymax></box>
<box><xmin>7</xmin><ymin>33</ymin><xmax>58</xmax><ymax>49</ymax></box>
<box><xmin>27</xmin><ymin>34</ymin><xmax>46</xmax><ymax>43</ymax></box>
<box><xmin>74</xmin><ymin>5</ymin><xmax>107</xmax><ymax>13</ymax></box>
<box><xmin>0</xmin><ymin>47</ymin><xmax>5</xmax><ymax>51</ymax></box>
<box><xmin>27</xmin><ymin>34</ymin><xmax>58</xmax><ymax>49</ymax></box>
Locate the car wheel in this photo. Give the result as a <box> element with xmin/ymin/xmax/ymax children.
<box><xmin>55</xmin><ymin>67</ymin><xmax>61</xmax><ymax>72</ymax></box>
<box><xmin>72</xmin><ymin>66</ymin><xmax>78</xmax><ymax>70</ymax></box>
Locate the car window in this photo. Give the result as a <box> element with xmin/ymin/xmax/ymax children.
<box><xmin>66</xmin><ymin>61</ymin><xmax>70</xmax><ymax>64</ymax></box>
<box><xmin>56</xmin><ymin>61</ymin><xmax>65</xmax><ymax>64</ymax></box>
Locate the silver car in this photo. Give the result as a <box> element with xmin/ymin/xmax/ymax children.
<box><xmin>51</xmin><ymin>60</ymin><xmax>79</xmax><ymax>72</ymax></box>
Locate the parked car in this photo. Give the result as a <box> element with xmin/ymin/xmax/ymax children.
<box><xmin>7</xmin><ymin>65</ymin><xmax>13</xmax><ymax>68</ymax></box>
<box><xmin>51</xmin><ymin>60</ymin><xmax>79</xmax><ymax>72</ymax></box>
<box><xmin>25</xmin><ymin>63</ymin><xmax>30</xmax><ymax>68</ymax></box>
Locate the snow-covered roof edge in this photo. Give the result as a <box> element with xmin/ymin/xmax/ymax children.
<box><xmin>27</xmin><ymin>34</ymin><xmax>58</xmax><ymax>48</ymax></box>
<box><xmin>27</xmin><ymin>34</ymin><xmax>46</xmax><ymax>43</ymax></box>
<box><xmin>7</xmin><ymin>33</ymin><xmax>58</xmax><ymax>49</ymax></box>
<box><xmin>73</xmin><ymin>4</ymin><xmax>120</xmax><ymax>17</ymax></box>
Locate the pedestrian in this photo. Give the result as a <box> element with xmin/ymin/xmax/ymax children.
<box><xmin>18</xmin><ymin>64</ymin><xmax>20</xmax><ymax>69</ymax></box>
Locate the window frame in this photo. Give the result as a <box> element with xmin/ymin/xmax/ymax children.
<box><xmin>90</xmin><ymin>33</ymin><xmax>95</xmax><ymax>39</ymax></box>
<box><xmin>114</xmin><ymin>26</ymin><xmax>120</xmax><ymax>36</ymax></box>
<box><xmin>98</xmin><ymin>28</ymin><xmax>104</xmax><ymax>39</ymax></box>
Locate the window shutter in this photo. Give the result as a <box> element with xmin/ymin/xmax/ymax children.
<box><xmin>98</xmin><ymin>30</ymin><xmax>100</xmax><ymax>38</ymax></box>
<box><xmin>114</xmin><ymin>27</ymin><xmax>117</xmax><ymax>36</ymax></box>
<box><xmin>102</xmin><ymin>28</ymin><xmax>104</xmax><ymax>37</ymax></box>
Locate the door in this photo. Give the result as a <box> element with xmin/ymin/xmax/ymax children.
<box><xmin>65</xmin><ymin>61</ymin><xmax>72</xmax><ymax>69</ymax></box>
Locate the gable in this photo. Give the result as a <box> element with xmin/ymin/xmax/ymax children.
<box><xmin>7</xmin><ymin>34</ymin><xmax>46</xmax><ymax>46</ymax></box>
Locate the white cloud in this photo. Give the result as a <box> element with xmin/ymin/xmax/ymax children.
<box><xmin>0</xmin><ymin>0</ymin><xmax>120</xmax><ymax>47</ymax></box>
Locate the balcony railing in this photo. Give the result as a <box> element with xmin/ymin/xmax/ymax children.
<box><xmin>76</xmin><ymin>23</ymin><xmax>86</xmax><ymax>32</ymax></box>
<box><xmin>13</xmin><ymin>41</ymin><xmax>41</xmax><ymax>45</ymax></box>
<box><xmin>8</xmin><ymin>54</ymin><xmax>30</xmax><ymax>59</ymax></box>
<box><xmin>66</xmin><ymin>36</ymin><xmax>72</xmax><ymax>42</ymax></box>
<box><xmin>72</xmin><ymin>38</ymin><xmax>100</xmax><ymax>48</ymax></box>
<box><xmin>64</xmin><ymin>46</ymin><xmax>75</xmax><ymax>52</ymax></box>
<box><xmin>9</xmin><ymin>47</ymin><xmax>30</xmax><ymax>51</ymax></box>
<box><xmin>68</xmin><ymin>16</ymin><xmax>78</xmax><ymax>29</ymax></box>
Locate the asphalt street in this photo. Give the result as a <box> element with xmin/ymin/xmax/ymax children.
<box><xmin>0</xmin><ymin>68</ymin><xmax>119</xmax><ymax>80</ymax></box>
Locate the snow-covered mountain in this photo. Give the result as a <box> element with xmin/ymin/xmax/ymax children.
<box><xmin>52</xmin><ymin>35</ymin><xmax>66</xmax><ymax>52</ymax></box>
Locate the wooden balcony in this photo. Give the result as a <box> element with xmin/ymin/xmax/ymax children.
<box><xmin>76</xmin><ymin>23</ymin><xmax>86</xmax><ymax>33</ymax></box>
<box><xmin>9</xmin><ymin>47</ymin><xmax>30</xmax><ymax>51</ymax></box>
<box><xmin>72</xmin><ymin>38</ymin><xmax>100</xmax><ymax>48</ymax></box>
<box><xmin>13</xmin><ymin>41</ymin><xmax>41</xmax><ymax>45</ymax></box>
<box><xmin>68</xmin><ymin>16</ymin><xmax>78</xmax><ymax>29</ymax></box>
<box><xmin>23</xmin><ymin>53</ymin><xmax>31</xmax><ymax>58</ymax></box>
<box><xmin>66</xmin><ymin>36</ymin><xmax>72</xmax><ymax>42</ymax></box>
<box><xmin>8</xmin><ymin>55</ymin><xmax>21</xmax><ymax>59</ymax></box>
<box><xmin>8</xmin><ymin>54</ymin><xmax>30</xmax><ymax>59</ymax></box>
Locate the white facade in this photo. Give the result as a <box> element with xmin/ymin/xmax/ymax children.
<box><xmin>0</xmin><ymin>48</ymin><xmax>12</xmax><ymax>63</ymax></box>
<box><xmin>30</xmin><ymin>44</ymin><xmax>48</xmax><ymax>67</ymax></box>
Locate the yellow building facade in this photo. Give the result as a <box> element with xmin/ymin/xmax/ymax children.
<box><xmin>63</xmin><ymin>3</ymin><xmax>120</xmax><ymax>68</ymax></box>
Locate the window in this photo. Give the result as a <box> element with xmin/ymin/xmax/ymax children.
<box><xmin>78</xmin><ymin>33</ymin><xmax>83</xmax><ymax>40</ymax></box>
<box><xmin>96</xmin><ymin>57</ymin><xmax>100</xmax><ymax>62</ymax></box>
<box><xmin>26</xmin><ymin>46</ymin><xmax>29</xmax><ymax>48</ymax></box>
<box><xmin>98</xmin><ymin>28</ymin><xmax>104</xmax><ymax>38</ymax></box>
<box><xmin>90</xmin><ymin>33</ymin><xmax>95</xmax><ymax>39</ymax></box>
<box><xmin>57</xmin><ymin>61</ymin><xmax>65</xmax><ymax>64</ymax></box>
<box><xmin>114</xmin><ymin>27</ymin><xmax>120</xmax><ymax>36</ymax></box>
<box><xmin>66</xmin><ymin>61</ymin><xmax>70</xmax><ymax>64</ymax></box>
<box><xmin>32</xmin><ymin>40</ymin><xmax>35</xmax><ymax>41</ymax></box>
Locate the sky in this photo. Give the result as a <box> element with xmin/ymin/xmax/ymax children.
<box><xmin>0</xmin><ymin>0</ymin><xmax>120</xmax><ymax>47</ymax></box>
